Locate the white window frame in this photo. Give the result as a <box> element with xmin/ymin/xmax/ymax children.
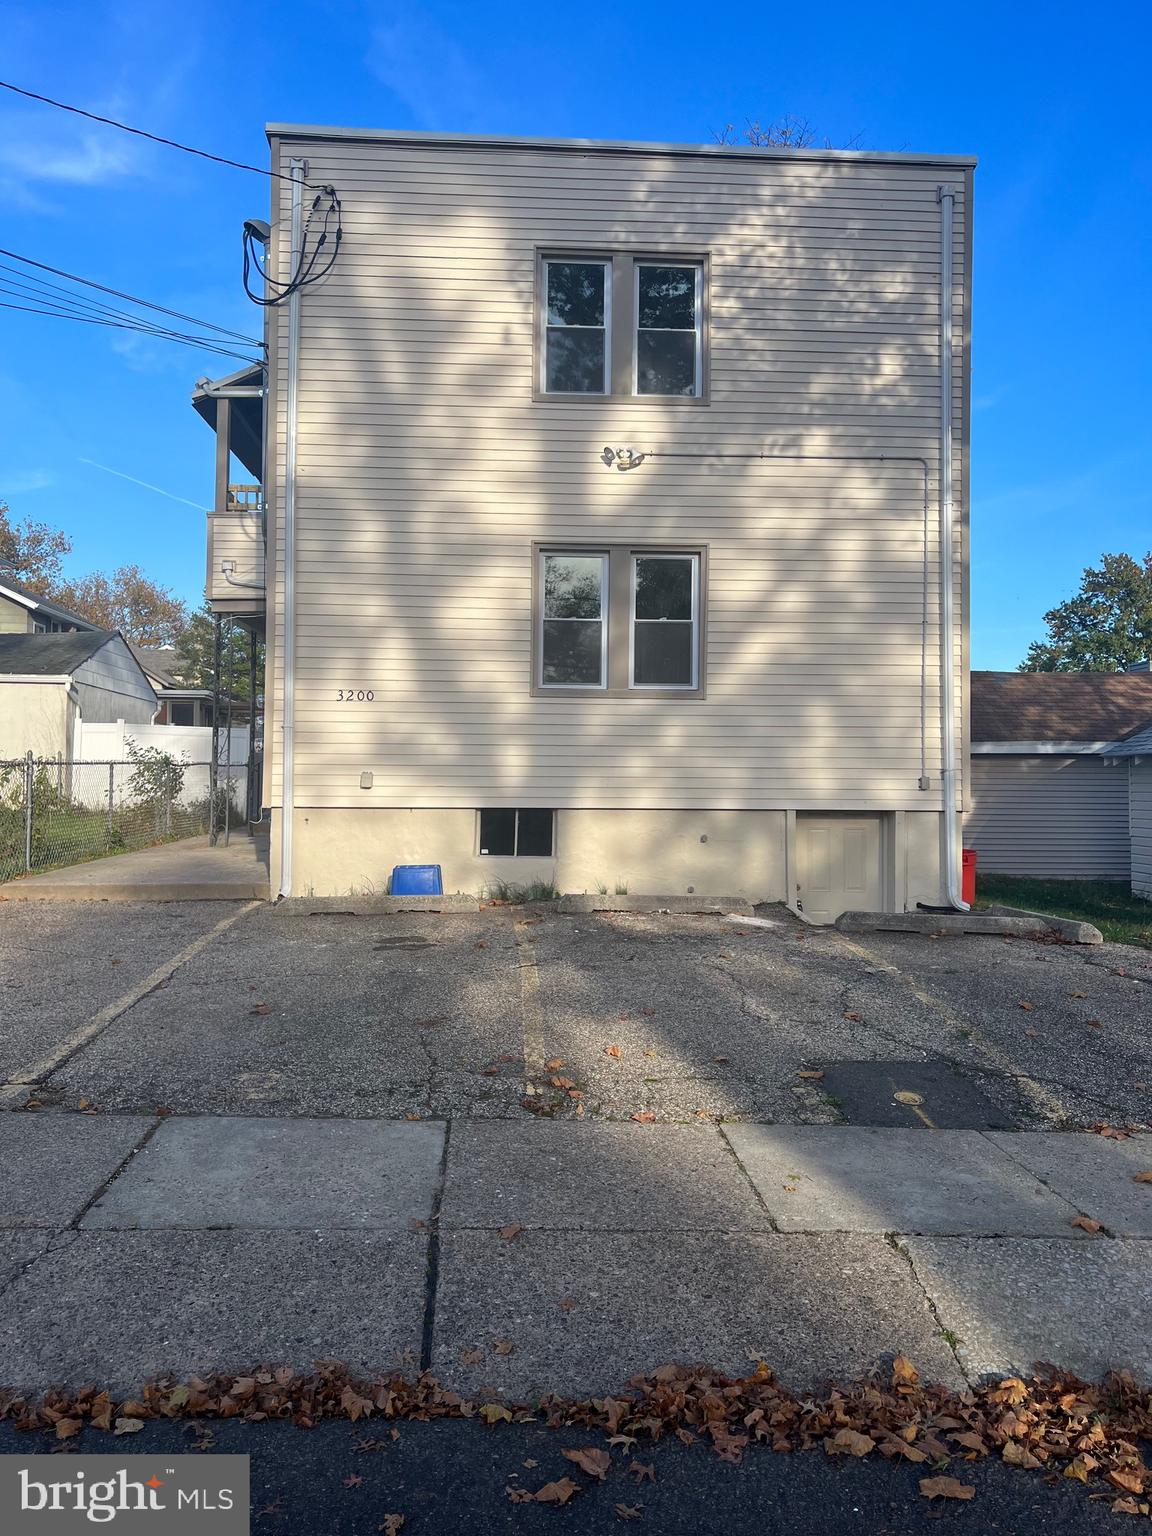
<box><xmin>541</xmin><ymin>258</ymin><xmax>611</xmax><ymax>396</ymax></box>
<box><xmin>633</xmin><ymin>261</ymin><xmax>703</xmax><ymax>398</ymax></box>
<box><xmin>538</xmin><ymin>548</ymin><xmax>609</xmax><ymax>690</ymax></box>
<box><xmin>628</xmin><ymin>551</ymin><xmax>700</xmax><ymax>691</ymax></box>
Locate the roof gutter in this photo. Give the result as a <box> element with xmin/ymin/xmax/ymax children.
<box><xmin>938</xmin><ymin>184</ymin><xmax>968</xmax><ymax>911</ymax></box>
<box><xmin>278</xmin><ymin>156</ymin><xmax>305</xmax><ymax>898</ymax></box>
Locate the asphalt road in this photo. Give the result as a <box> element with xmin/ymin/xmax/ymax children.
<box><xmin>0</xmin><ymin>1418</ymin><xmax>1123</xmax><ymax>1533</ymax></box>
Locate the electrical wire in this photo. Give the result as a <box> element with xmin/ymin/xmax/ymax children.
<box><xmin>0</xmin><ymin>299</ymin><xmax>260</xmax><ymax>364</ymax></box>
<box><xmin>0</xmin><ymin>78</ymin><xmax>325</xmax><ymax>189</ymax></box>
<box><xmin>243</xmin><ymin>186</ymin><xmax>342</xmax><ymax>306</ymax></box>
<box><xmin>0</xmin><ymin>271</ymin><xmax>261</xmax><ymax>357</ymax></box>
<box><xmin>0</xmin><ymin>246</ymin><xmax>261</xmax><ymax>343</ymax></box>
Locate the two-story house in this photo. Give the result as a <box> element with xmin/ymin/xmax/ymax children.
<box><xmin>198</xmin><ymin>127</ymin><xmax>974</xmax><ymax>918</ymax></box>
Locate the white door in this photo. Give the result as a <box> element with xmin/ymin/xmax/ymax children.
<box><xmin>795</xmin><ymin>815</ymin><xmax>883</xmax><ymax>925</ymax></box>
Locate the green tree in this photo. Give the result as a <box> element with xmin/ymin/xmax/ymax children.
<box><xmin>173</xmin><ymin>606</ymin><xmax>258</xmax><ymax>699</ymax></box>
<box><xmin>0</xmin><ymin>499</ymin><xmax>72</xmax><ymax>590</ymax></box>
<box><xmin>52</xmin><ymin>565</ymin><xmax>189</xmax><ymax>647</ymax></box>
<box><xmin>1020</xmin><ymin>552</ymin><xmax>1152</xmax><ymax>672</ymax></box>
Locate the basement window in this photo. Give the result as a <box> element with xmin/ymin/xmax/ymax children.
<box><xmin>478</xmin><ymin>808</ymin><xmax>555</xmax><ymax>857</ymax></box>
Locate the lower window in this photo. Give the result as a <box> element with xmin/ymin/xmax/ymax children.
<box><xmin>479</xmin><ymin>808</ymin><xmax>555</xmax><ymax>857</ymax></box>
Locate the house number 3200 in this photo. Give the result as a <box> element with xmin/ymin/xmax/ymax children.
<box><xmin>337</xmin><ymin>690</ymin><xmax>375</xmax><ymax>701</ymax></box>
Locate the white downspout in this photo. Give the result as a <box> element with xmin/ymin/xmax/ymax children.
<box><xmin>278</xmin><ymin>157</ymin><xmax>305</xmax><ymax>897</ymax></box>
<box><xmin>937</xmin><ymin>184</ymin><xmax>968</xmax><ymax>910</ymax></box>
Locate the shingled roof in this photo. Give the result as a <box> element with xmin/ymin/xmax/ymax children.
<box><xmin>972</xmin><ymin>670</ymin><xmax>1152</xmax><ymax>743</ymax></box>
<box><xmin>0</xmin><ymin>631</ymin><xmax>118</xmax><ymax>676</ymax></box>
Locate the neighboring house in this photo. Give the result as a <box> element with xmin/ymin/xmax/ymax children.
<box><xmin>0</xmin><ymin>632</ymin><xmax>158</xmax><ymax>760</ymax></box>
<box><xmin>195</xmin><ymin>126</ymin><xmax>975</xmax><ymax>916</ymax></box>
<box><xmin>0</xmin><ymin>575</ymin><xmax>100</xmax><ymax>635</ymax></box>
<box><xmin>127</xmin><ymin>643</ymin><xmax>216</xmax><ymax>727</ymax></box>
<box><xmin>1109</xmin><ymin>722</ymin><xmax>1152</xmax><ymax>898</ymax></box>
<box><xmin>967</xmin><ymin>671</ymin><xmax>1152</xmax><ymax>883</ymax></box>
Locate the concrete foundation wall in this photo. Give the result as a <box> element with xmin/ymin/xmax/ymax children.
<box><xmin>274</xmin><ymin>806</ymin><xmax>946</xmax><ymax>909</ymax></box>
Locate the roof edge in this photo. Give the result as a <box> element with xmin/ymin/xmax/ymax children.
<box><xmin>264</xmin><ymin>124</ymin><xmax>977</xmax><ymax>169</ymax></box>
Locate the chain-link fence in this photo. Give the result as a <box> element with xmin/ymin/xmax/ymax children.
<box><xmin>0</xmin><ymin>752</ymin><xmax>248</xmax><ymax>884</ymax></box>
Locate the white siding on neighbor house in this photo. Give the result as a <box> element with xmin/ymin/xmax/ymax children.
<box><xmin>965</xmin><ymin>755</ymin><xmax>1130</xmax><ymax>880</ymax></box>
<box><xmin>1130</xmin><ymin>760</ymin><xmax>1152</xmax><ymax>899</ymax></box>
<box><xmin>263</xmin><ymin>137</ymin><xmax>969</xmax><ymax>814</ymax></box>
<box><xmin>71</xmin><ymin>637</ymin><xmax>158</xmax><ymax>725</ymax></box>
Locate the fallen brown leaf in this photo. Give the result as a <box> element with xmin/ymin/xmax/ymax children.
<box><xmin>826</xmin><ymin>1428</ymin><xmax>875</xmax><ymax>1457</ymax></box>
<box><xmin>1107</xmin><ymin>1469</ymin><xmax>1145</xmax><ymax>1495</ymax></box>
<box><xmin>535</xmin><ymin>1477</ymin><xmax>580</xmax><ymax>1505</ymax></box>
<box><xmin>1133</xmin><ymin>1172</ymin><xmax>1152</xmax><ymax>1184</ymax></box>
<box><xmin>629</xmin><ymin>1461</ymin><xmax>656</xmax><ymax>1483</ymax></box>
<box><xmin>558</xmin><ymin>1296</ymin><xmax>578</xmax><ymax>1310</ymax></box>
<box><xmin>378</xmin><ymin>1518</ymin><xmax>405</xmax><ymax>1535</ymax></box>
<box><xmin>604</xmin><ymin>1045</ymin><xmax>623</xmax><ymax>1059</ymax></box>
<box><xmin>550</xmin><ymin>1076</ymin><xmax>576</xmax><ymax>1089</ymax></box>
<box><xmin>499</xmin><ymin>1224</ymin><xmax>523</xmax><ymax>1241</ymax></box>
<box><xmin>1017</xmin><ymin>1001</ymin><xmax>1034</xmax><ymax>1011</ymax></box>
<box><xmin>1086</xmin><ymin>1019</ymin><xmax>1102</xmax><ymax>1028</ymax></box>
<box><xmin>494</xmin><ymin>1340</ymin><xmax>515</xmax><ymax>1356</ymax></box>
<box><xmin>113</xmin><ymin>1417</ymin><xmax>144</xmax><ymax>1436</ymax></box>
<box><xmin>506</xmin><ymin>1487</ymin><xmax>533</xmax><ymax>1504</ymax></box>
<box><xmin>1071</xmin><ymin>1215</ymin><xmax>1103</xmax><ymax>1233</ymax></box>
<box><xmin>843</xmin><ymin>1010</ymin><xmax>861</xmax><ymax>1022</ymax></box>
<box><xmin>920</xmin><ymin>1475</ymin><xmax>975</xmax><ymax>1501</ymax></box>
<box><xmin>891</xmin><ymin>1354</ymin><xmax>919</xmax><ymax>1388</ymax></box>
<box><xmin>797</xmin><ymin>1070</ymin><xmax>825</xmax><ymax>1080</ymax></box>
<box><xmin>614</xmin><ymin>1505</ymin><xmax>643</xmax><ymax>1521</ymax></box>
<box><xmin>565</xmin><ymin>1446</ymin><xmax>612</xmax><ymax>1480</ymax></box>
<box><xmin>545</xmin><ymin>1058</ymin><xmax>564</xmax><ymax>1070</ymax></box>
<box><xmin>459</xmin><ymin>1348</ymin><xmax>484</xmax><ymax>1366</ymax></box>
<box><xmin>249</xmin><ymin>1002</ymin><xmax>271</xmax><ymax>1015</ymax></box>
<box><xmin>343</xmin><ymin>1473</ymin><xmax>363</xmax><ymax>1488</ymax></box>
<box><xmin>631</xmin><ymin>1110</ymin><xmax>656</xmax><ymax>1123</ymax></box>
<box><xmin>54</xmin><ymin>1416</ymin><xmax>83</xmax><ymax>1440</ymax></box>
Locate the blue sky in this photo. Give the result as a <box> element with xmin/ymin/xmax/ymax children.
<box><xmin>1</xmin><ymin>0</ymin><xmax>1149</xmax><ymax>667</ymax></box>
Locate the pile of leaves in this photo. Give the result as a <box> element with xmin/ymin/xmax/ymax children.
<box><xmin>2</xmin><ymin>1357</ymin><xmax>1150</xmax><ymax>1515</ymax></box>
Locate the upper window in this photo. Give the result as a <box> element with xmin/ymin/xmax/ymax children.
<box><xmin>538</xmin><ymin>253</ymin><xmax>705</xmax><ymax>399</ymax></box>
<box><xmin>536</xmin><ymin>545</ymin><xmax>704</xmax><ymax>696</ymax></box>
<box><xmin>543</xmin><ymin>260</ymin><xmax>609</xmax><ymax>395</ymax></box>
<box><xmin>635</xmin><ymin>265</ymin><xmax>701</xmax><ymax>396</ymax></box>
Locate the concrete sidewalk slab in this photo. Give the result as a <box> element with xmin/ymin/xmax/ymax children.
<box><xmin>902</xmin><ymin>1236</ymin><xmax>1152</xmax><ymax>1383</ymax></box>
<box><xmin>0</xmin><ymin>1114</ymin><xmax>152</xmax><ymax>1227</ymax></box>
<box><xmin>986</xmin><ymin>1132</ymin><xmax>1152</xmax><ymax>1236</ymax></box>
<box><xmin>440</xmin><ymin>1122</ymin><xmax>772</xmax><ymax>1231</ymax></box>
<box><xmin>432</xmin><ymin>1230</ymin><xmax>964</xmax><ymax>1398</ymax></box>
<box><xmin>0</xmin><ymin>835</ymin><xmax>269</xmax><ymax>902</ymax></box>
<box><xmin>0</xmin><ymin>1230</ymin><xmax>54</xmax><ymax>1287</ymax></box>
<box><xmin>0</xmin><ymin>1230</ymin><xmax>428</xmax><ymax>1393</ymax></box>
<box><xmin>724</xmin><ymin>1127</ymin><xmax>1080</xmax><ymax>1235</ymax></box>
<box><xmin>83</xmin><ymin>1116</ymin><xmax>445</xmax><ymax>1229</ymax></box>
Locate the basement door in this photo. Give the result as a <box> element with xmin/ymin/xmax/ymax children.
<box><xmin>795</xmin><ymin>814</ymin><xmax>883</xmax><ymax>925</ymax></box>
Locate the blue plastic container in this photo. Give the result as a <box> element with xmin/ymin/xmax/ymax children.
<box><xmin>390</xmin><ymin>864</ymin><xmax>443</xmax><ymax>896</ymax></box>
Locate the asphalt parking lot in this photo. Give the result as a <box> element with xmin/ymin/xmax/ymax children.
<box><xmin>2</xmin><ymin>899</ymin><xmax>1149</xmax><ymax>1129</ymax></box>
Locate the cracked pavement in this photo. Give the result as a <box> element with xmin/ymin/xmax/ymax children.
<box><xmin>1</xmin><ymin>898</ymin><xmax>1150</xmax><ymax>1400</ymax></box>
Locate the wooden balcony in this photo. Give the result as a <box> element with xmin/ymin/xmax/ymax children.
<box><xmin>207</xmin><ymin>485</ymin><xmax>265</xmax><ymax>616</ymax></box>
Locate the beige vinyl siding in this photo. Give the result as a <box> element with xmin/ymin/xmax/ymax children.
<box><xmin>207</xmin><ymin>507</ymin><xmax>265</xmax><ymax>603</ymax></box>
<box><xmin>1131</xmin><ymin>760</ymin><xmax>1152</xmax><ymax>898</ymax></box>
<box><xmin>965</xmin><ymin>755</ymin><xmax>1131</xmax><ymax>880</ymax></box>
<box><xmin>264</xmin><ymin>138</ymin><xmax>968</xmax><ymax>813</ymax></box>
<box><xmin>0</xmin><ymin>594</ymin><xmax>33</xmax><ymax>634</ymax></box>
